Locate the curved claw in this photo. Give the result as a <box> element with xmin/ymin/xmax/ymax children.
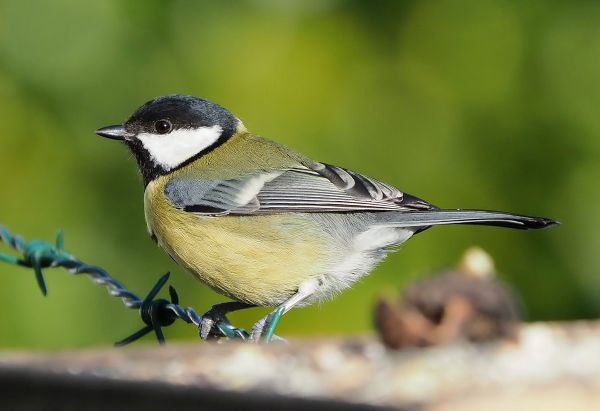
<box><xmin>215</xmin><ymin>322</ymin><xmax>249</xmax><ymax>340</ymax></box>
<box><xmin>251</xmin><ymin>306</ymin><xmax>286</xmax><ymax>343</ymax></box>
<box><xmin>199</xmin><ymin>317</ymin><xmax>216</xmax><ymax>340</ymax></box>
<box><xmin>262</xmin><ymin>306</ymin><xmax>285</xmax><ymax>343</ymax></box>
<box><xmin>199</xmin><ymin>302</ymin><xmax>254</xmax><ymax>340</ymax></box>
<box><xmin>199</xmin><ymin>312</ymin><xmax>230</xmax><ymax>340</ymax></box>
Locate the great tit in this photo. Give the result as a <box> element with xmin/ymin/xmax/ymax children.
<box><xmin>96</xmin><ymin>94</ymin><xmax>557</xmax><ymax>341</ymax></box>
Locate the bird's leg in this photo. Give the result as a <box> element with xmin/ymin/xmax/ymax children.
<box><xmin>200</xmin><ymin>301</ymin><xmax>255</xmax><ymax>340</ymax></box>
<box><xmin>251</xmin><ymin>278</ymin><xmax>320</xmax><ymax>343</ymax></box>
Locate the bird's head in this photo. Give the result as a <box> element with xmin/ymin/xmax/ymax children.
<box><xmin>96</xmin><ymin>94</ymin><xmax>242</xmax><ymax>184</ymax></box>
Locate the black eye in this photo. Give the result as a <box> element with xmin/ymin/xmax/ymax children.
<box><xmin>154</xmin><ymin>119</ymin><xmax>172</xmax><ymax>134</ymax></box>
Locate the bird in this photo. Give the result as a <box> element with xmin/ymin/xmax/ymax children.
<box><xmin>96</xmin><ymin>94</ymin><xmax>557</xmax><ymax>342</ymax></box>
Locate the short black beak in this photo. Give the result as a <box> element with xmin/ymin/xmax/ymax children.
<box><xmin>95</xmin><ymin>124</ymin><xmax>133</xmax><ymax>141</ymax></box>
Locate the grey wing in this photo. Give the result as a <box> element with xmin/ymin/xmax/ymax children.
<box><xmin>165</xmin><ymin>162</ymin><xmax>435</xmax><ymax>215</ymax></box>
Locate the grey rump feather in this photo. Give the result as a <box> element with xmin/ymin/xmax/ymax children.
<box><xmin>165</xmin><ymin>162</ymin><xmax>557</xmax><ymax>230</ymax></box>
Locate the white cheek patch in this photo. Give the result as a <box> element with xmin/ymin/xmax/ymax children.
<box><xmin>137</xmin><ymin>125</ymin><xmax>223</xmax><ymax>170</ymax></box>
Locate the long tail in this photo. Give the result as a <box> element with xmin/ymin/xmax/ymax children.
<box><xmin>383</xmin><ymin>209</ymin><xmax>558</xmax><ymax>230</ymax></box>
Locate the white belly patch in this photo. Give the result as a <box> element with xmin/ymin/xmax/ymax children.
<box><xmin>313</xmin><ymin>227</ymin><xmax>414</xmax><ymax>302</ymax></box>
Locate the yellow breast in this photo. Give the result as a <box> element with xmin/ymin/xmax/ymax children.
<box><xmin>144</xmin><ymin>177</ymin><xmax>333</xmax><ymax>306</ymax></box>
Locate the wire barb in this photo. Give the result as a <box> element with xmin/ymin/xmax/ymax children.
<box><xmin>115</xmin><ymin>272</ymin><xmax>178</xmax><ymax>346</ymax></box>
<box><xmin>0</xmin><ymin>224</ymin><xmax>255</xmax><ymax>345</ymax></box>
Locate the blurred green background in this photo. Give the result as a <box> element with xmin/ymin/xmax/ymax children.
<box><xmin>0</xmin><ymin>0</ymin><xmax>597</xmax><ymax>349</ymax></box>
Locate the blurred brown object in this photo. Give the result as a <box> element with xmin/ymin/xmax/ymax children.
<box><xmin>376</xmin><ymin>247</ymin><xmax>521</xmax><ymax>349</ymax></box>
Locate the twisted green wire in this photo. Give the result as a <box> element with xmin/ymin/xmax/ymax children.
<box><xmin>0</xmin><ymin>224</ymin><xmax>259</xmax><ymax>343</ymax></box>
<box><xmin>0</xmin><ymin>226</ymin><xmax>74</xmax><ymax>295</ymax></box>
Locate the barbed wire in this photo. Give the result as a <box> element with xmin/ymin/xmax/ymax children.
<box><xmin>0</xmin><ymin>224</ymin><xmax>252</xmax><ymax>345</ymax></box>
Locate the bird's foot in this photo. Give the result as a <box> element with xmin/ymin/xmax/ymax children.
<box><xmin>250</xmin><ymin>317</ymin><xmax>266</xmax><ymax>341</ymax></box>
<box><xmin>199</xmin><ymin>311</ymin><xmax>226</xmax><ymax>340</ymax></box>
<box><xmin>199</xmin><ymin>302</ymin><xmax>252</xmax><ymax>340</ymax></box>
<box><xmin>249</xmin><ymin>279</ymin><xmax>320</xmax><ymax>343</ymax></box>
<box><xmin>250</xmin><ymin>306</ymin><xmax>286</xmax><ymax>343</ymax></box>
